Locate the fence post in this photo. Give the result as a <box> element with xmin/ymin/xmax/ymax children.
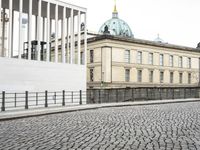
<box><xmin>184</xmin><ymin>88</ymin><xmax>186</xmax><ymax>99</ymax></box>
<box><xmin>45</xmin><ymin>91</ymin><xmax>48</xmax><ymax>107</ymax></box>
<box><xmin>132</xmin><ymin>88</ymin><xmax>135</xmax><ymax>101</ymax></box>
<box><xmin>108</xmin><ymin>89</ymin><xmax>110</xmax><ymax>103</ymax></box>
<box><xmin>1</xmin><ymin>91</ymin><xmax>5</xmax><ymax>111</ymax></box>
<box><xmin>159</xmin><ymin>88</ymin><xmax>162</xmax><ymax>100</ymax></box>
<box><xmin>146</xmin><ymin>88</ymin><xmax>149</xmax><ymax>100</ymax></box>
<box><xmin>79</xmin><ymin>90</ymin><xmax>82</xmax><ymax>105</ymax></box>
<box><xmin>54</xmin><ymin>92</ymin><xmax>57</xmax><ymax>104</ymax></box>
<box><xmin>124</xmin><ymin>89</ymin><xmax>126</xmax><ymax>102</ymax></box>
<box><xmin>62</xmin><ymin>90</ymin><xmax>65</xmax><ymax>106</ymax></box>
<box><xmin>172</xmin><ymin>88</ymin><xmax>175</xmax><ymax>99</ymax></box>
<box><xmin>98</xmin><ymin>90</ymin><xmax>101</xmax><ymax>104</ymax></box>
<box><xmin>14</xmin><ymin>93</ymin><xmax>17</xmax><ymax>107</ymax></box>
<box><xmin>116</xmin><ymin>89</ymin><xmax>118</xmax><ymax>103</ymax></box>
<box><xmin>25</xmin><ymin>91</ymin><xmax>28</xmax><ymax>109</ymax></box>
<box><xmin>154</xmin><ymin>88</ymin><xmax>156</xmax><ymax>100</ymax></box>
<box><xmin>36</xmin><ymin>92</ymin><xmax>38</xmax><ymax>106</ymax></box>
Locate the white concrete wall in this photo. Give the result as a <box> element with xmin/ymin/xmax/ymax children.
<box><xmin>0</xmin><ymin>57</ymin><xmax>86</xmax><ymax>92</ymax></box>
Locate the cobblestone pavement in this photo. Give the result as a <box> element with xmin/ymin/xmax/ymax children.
<box><xmin>1</xmin><ymin>102</ymin><xmax>200</xmax><ymax>150</ymax></box>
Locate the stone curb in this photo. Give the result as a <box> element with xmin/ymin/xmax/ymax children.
<box><xmin>0</xmin><ymin>98</ymin><xmax>200</xmax><ymax>121</ymax></box>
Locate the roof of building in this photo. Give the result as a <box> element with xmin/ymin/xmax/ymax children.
<box><xmin>87</xmin><ymin>34</ymin><xmax>200</xmax><ymax>53</ymax></box>
<box><xmin>98</xmin><ymin>1</ymin><xmax>133</xmax><ymax>38</ymax></box>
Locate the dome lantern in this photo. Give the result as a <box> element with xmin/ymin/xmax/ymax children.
<box><xmin>112</xmin><ymin>0</ymin><xmax>118</xmax><ymax>18</ymax></box>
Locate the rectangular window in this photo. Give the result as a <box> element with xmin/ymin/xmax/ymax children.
<box><xmin>169</xmin><ymin>55</ymin><xmax>173</xmax><ymax>67</ymax></box>
<box><xmin>170</xmin><ymin>72</ymin><xmax>173</xmax><ymax>84</ymax></box>
<box><xmin>90</xmin><ymin>69</ymin><xmax>94</xmax><ymax>82</ymax></box>
<box><xmin>137</xmin><ymin>51</ymin><xmax>142</xmax><ymax>64</ymax></box>
<box><xmin>125</xmin><ymin>69</ymin><xmax>130</xmax><ymax>82</ymax></box>
<box><xmin>160</xmin><ymin>71</ymin><xmax>164</xmax><ymax>83</ymax></box>
<box><xmin>90</xmin><ymin>50</ymin><xmax>94</xmax><ymax>63</ymax></box>
<box><xmin>179</xmin><ymin>73</ymin><xmax>183</xmax><ymax>84</ymax></box>
<box><xmin>149</xmin><ymin>53</ymin><xmax>153</xmax><ymax>65</ymax></box>
<box><xmin>188</xmin><ymin>73</ymin><xmax>191</xmax><ymax>84</ymax></box>
<box><xmin>187</xmin><ymin>58</ymin><xmax>191</xmax><ymax>68</ymax></box>
<box><xmin>160</xmin><ymin>54</ymin><xmax>164</xmax><ymax>66</ymax></box>
<box><xmin>137</xmin><ymin>70</ymin><xmax>142</xmax><ymax>82</ymax></box>
<box><xmin>149</xmin><ymin>70</ymin><xmax>153</xmax><ymax>83</ymax></box>
<box><xmin>124</xmin><ymin>50</ymin><xmax>130</xmax><ymax>63</ymax></box>
<box><xmin>179</xmin><ymin>56</ymin><xmax>183</xmax><ymax>68</ymax></box>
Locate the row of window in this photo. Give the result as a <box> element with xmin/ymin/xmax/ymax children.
<box><xmin>124</xmin><ymin>50</ymin><xmax>191</xmax><ymax>68</ymax></box>
<box><xmin>89</xmin><ymin>68</ymin><xmax>192</xmax><ymax>84</ymax></box>
<box><xmin>89</xmin><ymin>49</ymin><xmax>192</xmax><ymax>69</ymax></box>
<box><xmin>125</xmin><ymin>69</ymin><xmax>192</xmax><ymax>84</ymax></box>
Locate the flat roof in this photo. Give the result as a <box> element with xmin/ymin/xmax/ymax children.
<box><xmin>87</xmin><ymin>34</ymin><xmax>200</xmax><ymax>53</ymax></box>
<box><xmin>2</xmin><ymin>0</ymin><xmax>86</xmax><ymax>19</ymax></box>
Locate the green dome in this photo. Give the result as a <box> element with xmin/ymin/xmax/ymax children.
<box><xmin>99</xmin><ymin>10</ymin><xmax>133</xmax><ymax>38</ymax></box>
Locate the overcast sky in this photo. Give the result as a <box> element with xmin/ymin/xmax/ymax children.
<box><xmin>65</xmin><ymin>0</ymin><xmax>200</xmax><ymax>48</ymax></box>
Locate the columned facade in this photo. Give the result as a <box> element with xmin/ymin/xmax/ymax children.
<box><xmin>0</xmin><ymin>0</ymin><xmax>87</xmax><ymax>64</ymax></box>
<box><xmin>0</xmin><ymin>0</ymin><xmax>87</xmax><ymax>92</ymax></box>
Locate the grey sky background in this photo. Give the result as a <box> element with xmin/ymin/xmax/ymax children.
<box><xmin>65</xmin><ymin>0</ymin><xmax>200</xmax><ymax>48</ymax></box>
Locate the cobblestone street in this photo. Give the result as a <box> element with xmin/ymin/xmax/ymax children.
<box><xmin>1</xmin><ymin>102</ymin><xmax>200</xmax><ymax>150</ymax></box>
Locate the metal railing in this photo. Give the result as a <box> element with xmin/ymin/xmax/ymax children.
<box><xmin>87</xmin><ymin>87</ymin><xmax>200</xmax><ymax>104</ymax></box>
<box><xmin>1</xmin><ymin>87</ymin><xmax>200</xmax><ymax>112</ymax></box>
<box><xmin>0</xmin><ymin>90</ymin><xmax>86</xmax><ymax>112</ymax></box>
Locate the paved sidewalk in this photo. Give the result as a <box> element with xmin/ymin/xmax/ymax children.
<box><xmin>0</xmin><ymin>98</ymin><xmax>200</xmax><ymax>121</ymax></box>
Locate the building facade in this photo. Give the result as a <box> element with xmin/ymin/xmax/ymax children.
<box><xmin>86</xmin><ymin>3</ymin><xmax>200</xmax><ymax>89</ymax></box>
<box><xmin>87</xmin><ymin>35</ymin><xmax>200</xmax><ymax>89</ymax></box>
<box><xmin>50</xmin><ymin>1</ymin><xmax>200</xmax><ymax>89</ymax></box>
<box><xmin>0</xmin><ymin>0</ymin><xmax>87</xmax><ymax>92</ymax></box>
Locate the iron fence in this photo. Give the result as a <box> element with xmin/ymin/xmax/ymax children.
<box><xmin>87</xmin><ymin>87</ymin><xmax>200</xmax><ymax>104</ymax></box>
<box><xmin>1</xmin><ymin>87</ymin><xmax>200</xmax><ymax>112</ymax></box>
<box><xmin>0</xmin><ymin>90</ymin><xmax>86</xmax><ymax>112</ymax></box>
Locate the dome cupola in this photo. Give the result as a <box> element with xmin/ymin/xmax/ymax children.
<box><xmin>154</xmin><ymin>34</ymin><xmax>164</xmax><ymax>43</ymax></box>
<box><xmin>98</xmin><ymin>0</ymin><xmax>133</xmax><ymax>38</ymax></box>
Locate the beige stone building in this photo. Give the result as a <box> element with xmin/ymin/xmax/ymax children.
<box><xmin>87</xmin><ymin>35</ymin><xmax>200</xmax><ymax>89</ymax></box>
<box><xmin>53</xmin><ymin>2</ymin><xmax>200</xmax><ymax>89</ymax></box>
<box><xmin>85</xmin><ymin>3</ymin><xmax>200</xmax><ymax>89</ymax></box>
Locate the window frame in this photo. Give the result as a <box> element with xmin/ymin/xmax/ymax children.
<box><xmin>187</xmin><ymin>57</ymin><xmax>191</xmax><ymax>68</ymax></box>
<box><xmin>178</xmin><ymin>56</ymin><xmax>183</xmax><ymax>68</ymax></box>
<box><xmin>90</xmin><ymin>50</ymin><xmax>94</xmax><ymax>63</ymax></box>
<box><xmin>149</xmin><ymin>53</ymin><xmax>153</xmax><ymax>65</ymax></box>
<box><xmin>170</xmin><ymin>72</ymin><xmax>173</xmax><ymax>84</ymax></box>
<box><xmin>137</xmin><ymin>70</ymin><xmax>142</xmax><ymax>82</ymax></box>
<box><xmin>179</xmin><ymin>73</ymin><xmax>183</xmax><ymax>84</ymax></box>
<box><xmin>160</xmin><ymin>71</ymin><xmax>164</xmax><ymax>83</ymax></box>
<box><xmin>137</xmin><ymin>51</ymin><xmax>142</xmax><ymax>64</ymax></box>
<box><xmin>188</xmin><ymin>73</ymin><xmax>191</xmax><ymax>84</ymax></box>
<box><xmin>90</xmin><ymin>68</ymin><xmax>94</xmax><ymax>82</ymax></box>
<box><xmin>125</xmin><ymin>69</ymin><xmax>130</xmax><ymax>82</ymax></box>
<box><xmin>159</xmin><ymin>54</ymin><xmax>164</xmax><ymax>66</ymax></box>
<box><xmin>124</xmin><ymin>50</ymin><xmax>130</xmax><ymax>63</ymax></box>
<box><xmin>169</xmin><ymin>55</ymin><xmax>173</xmax><ymax>67</ymax></box>
<box><xmin>149</xmin><ymin>70</ymin><xmax>153</xmax><ymax>83</ymax></box>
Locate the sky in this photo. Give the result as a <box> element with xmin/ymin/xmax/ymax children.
<box><xmin>65</xmin><ymin>0</ymin><xmax>200</xmax><ymax>48</ymax></box>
